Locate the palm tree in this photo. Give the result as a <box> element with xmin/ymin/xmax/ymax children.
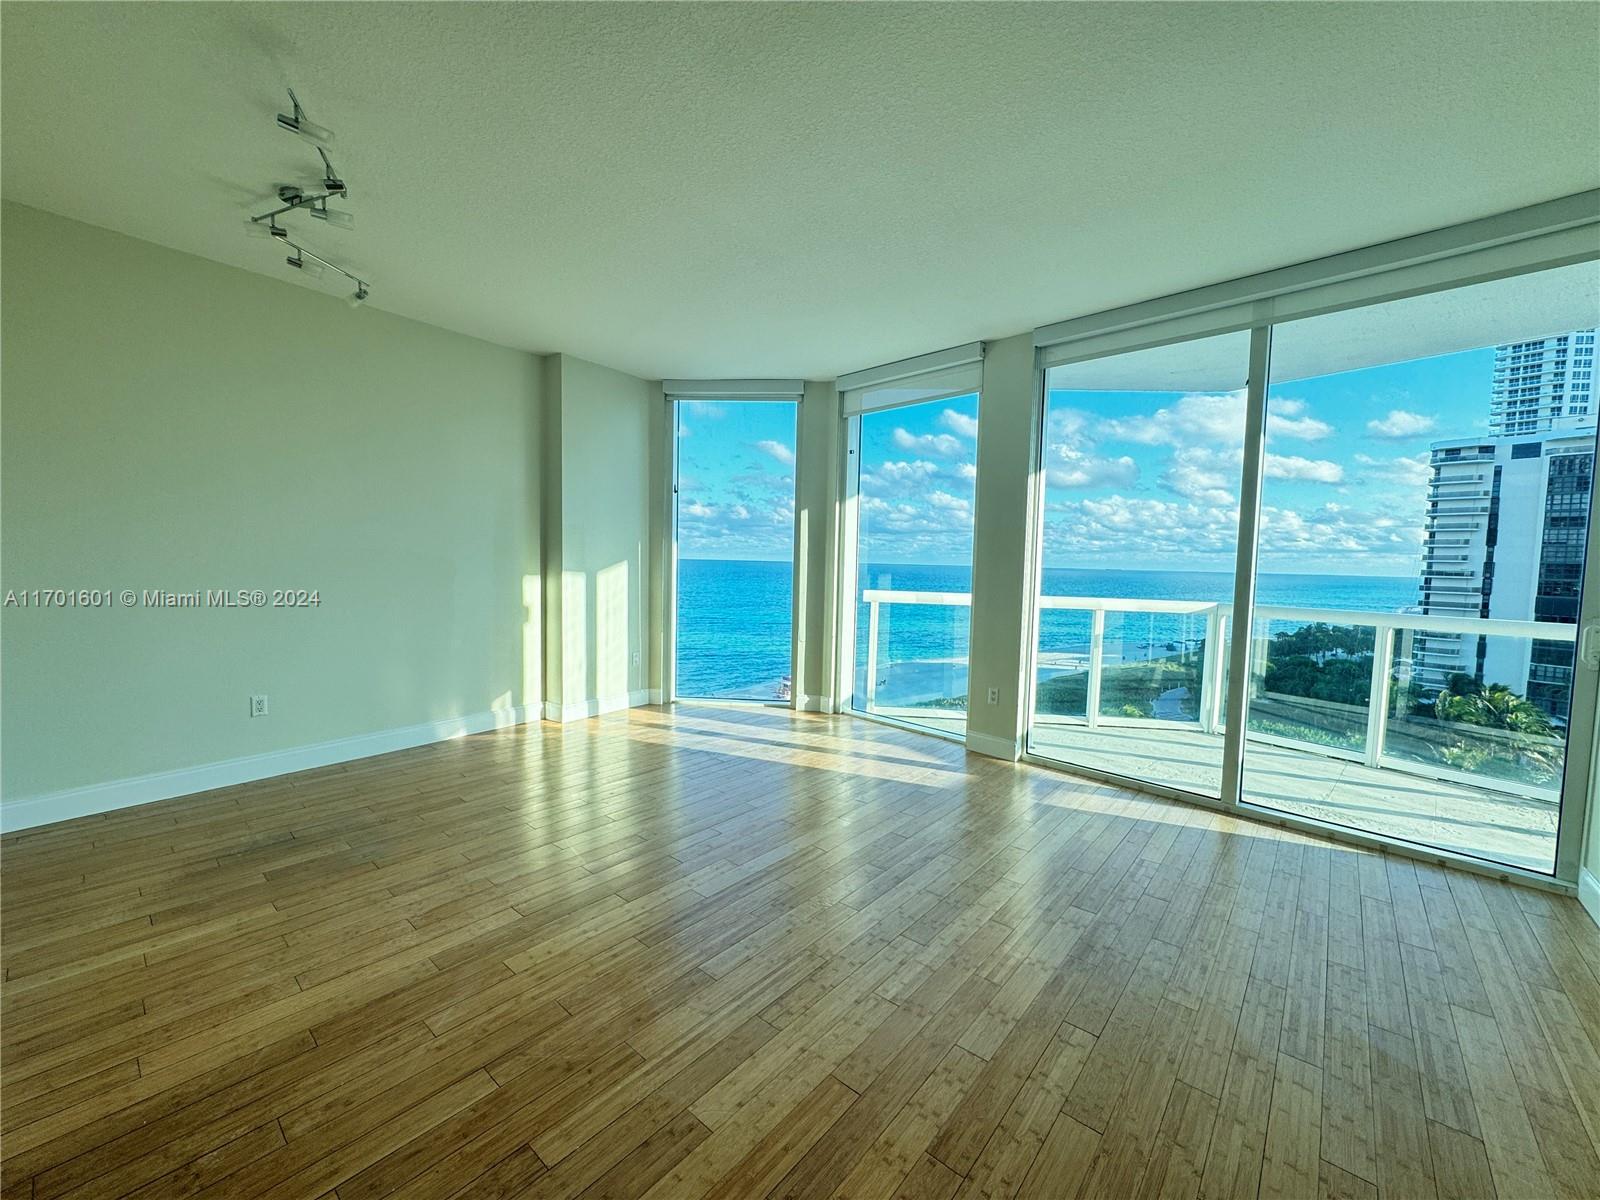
<box><xmin>1434</xmin><ymin>683</ymin><xmax>1556</xmax><ymax>737</ymax></box>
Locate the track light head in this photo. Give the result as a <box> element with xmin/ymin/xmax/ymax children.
<box><xmin>308</xmin><ymin>201</ymin><xmax>354</xmax><ymax>230</ymax></box>
<box><xmin>347</xmin><ymin>284</ymin><xmax>370</xmax><ymax>308</ymax></box>
<box><xmin>245</xmin><ymin>216</ymin><xmax>291</xmax><ymax>240</ymax></box>
<box><xmin>276</xmin><ymin>88</ymin><xmax>335</xmax><ymax>145</ymax></box>
<box><xmin>318</xmin><ymin>147</ymin><xmax>346</xmax><ymax>195</ymax></box>
<box><xmin>284</xmin><ymin>251</ymin><xmax>326</xmax><ymax>279</ymax></box>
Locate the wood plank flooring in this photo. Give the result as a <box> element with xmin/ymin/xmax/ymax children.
<box><xmin>3</xmin><ymin>703</ymin><xmax>1599</xmax><ymax>1200</ymax></box>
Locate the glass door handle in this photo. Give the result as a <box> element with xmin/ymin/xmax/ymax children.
<box><xmin>1581</xmin><ymin>620</ymin><xmax>1600</xmax><ymax>670</ymax></box>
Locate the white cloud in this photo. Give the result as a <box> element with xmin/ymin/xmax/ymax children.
<box><xmin>1047</xmin><ymin>442</ymin><xmax>1139</xmax><ymax>489</ymax></box>
<box><xmin>1269</xmin><ymin>401</ymin><xmax>1336</xmax><ymax>442</ymax></box>
<box><xmin>892</xmin><ymin>428</ymin><xmax>964</xmax><ymax>458</ymax></box>
<box><xmin>1041</xmin><ymin>490</ymin><xmax>1423</xmax><ymax>571</ymax></box>
<box><xmin>1258</xmin><ymin>502</ymin><xmax>1424</xmax><ymax>560</ymax></box>
<box><xmin>865</xmin><ymin>459</ymin><xmax>940</xmax><ymax>489</ymax></box>
<box><xmin>1265</xmin><ymin>454</ymin><xmax>1344</xmax><ymax>484</ymax></box>
<box><xmin>729</xmin><ymin>504</ymin><xmax>750</xmax><ymax>521</ymax></box>
<box><xmin>1366</xmin><ymin>409</ymin><xmax>1436</xmax><ymax>439</ymax></box>
<box><xmin>680</xmin><ymin>501</ymin><xmax>716</xmax><ymax>518</ymax></box>
<box><xmin>1356</xmin><ymin>452</ymin><xmax>1431</xmax><ymax>487</ymax></box>
<box><xmin>939</xmin><ymin>410</ymin><xmax>979</xmax><ymax>439</ymax></box>
<box><xmin>1044</xmin><ymin>495</ymin><xmax>1242</xmax><ymax>559</ymax></box>
<box><xmin>1042</xmin><ymin>407</ymin><xmax>1140</xmax><ymax>490</ymax></box>
<box><xmin>955</xmin><ymin>462</ymin><xmax>978</xmax><ymax>480</ymax></box>
<box><xmin>1099</xmin><ymin>392</ymin><xmax>1331</xmax><ymax>447</ymax></box>
<box><xmin>754</xmin><ymin>439</ymin><xmax>794</xmax><ymax>466</ymax></box>
<box><xmin>1161</xmin><ymin>444</ymin><xmax>1341</xmax><ymax>502</ymax></box>
<box><xmin>1050</xmin><ymin>408</ymin><xmax>1091</xmax><ymax>441</ymax></box>
<box><xmin>926</xmin><ymin>490</ymin><xmax>973</xmax><ymax>519</ymax></box>
<box><xmin>1162</xmin><ymin>446</ymin><xmax>1238</xmax><ymax>505</ymax></box>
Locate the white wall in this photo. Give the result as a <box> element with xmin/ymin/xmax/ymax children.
<box><xmin>1</xmin><ymin>202</ymin><xmax>543</xmax><ymax>824</ymax></box>
<box><xmin>964</xmin><ymin>333</ymin><xmax>1042</xmax><ymax>759</ymax></box>
<box><xmin>540</xmin><ymin>354</ymin><xmax>655</xmax><ymax>718</ymax></box>
<box><xmin>791</xmin><ymin>380</ymin><xmax>842</xmax><ymax>711</ymax></box>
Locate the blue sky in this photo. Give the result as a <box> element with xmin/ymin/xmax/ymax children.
<box><xmin>676</xmin><ymin>345</ymin><xmax>1507</xmax><ymax>576</ymax></box>
<box><xmin>676</xmin><ymin>400</ymin><xmax>798</xmax><ymax>559</ymax></box>
<box><xmin>1038</xmin><ymin>348</ymin><xmax>1495</xmax><ymax>578</ymax></box>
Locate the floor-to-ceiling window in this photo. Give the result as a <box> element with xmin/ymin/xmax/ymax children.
<box><xmin>1028</xmin><ymin>332</ymin><xmax>1248</xmax><ymax>795</ymax></box>
<box><xmin>674</xmin><ymin>398</ymin><xmax>797</xmax><ymax>701</ymax></box>
<box><xmin>1023</xmin><ymin>258</ymin><xmax>1599</xmax><ymax>876</ymax></box>
<box><xmin>1240</xmin><ymin>269</ymin><xmax>1599</xmax><ymax>872</ymax></box>
<box><xmin>843</xmin><ymin>360</ymin><xmax>980</xmax><ymax>737</ymax></box>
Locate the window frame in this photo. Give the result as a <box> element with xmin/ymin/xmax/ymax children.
<box><xmin>1017</xmin><ymin>190</ymin><xmax>1600</xmax><ymax>888</ymax></box>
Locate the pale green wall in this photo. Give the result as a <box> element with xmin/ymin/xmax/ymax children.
<box><xmin>0</xmin><ymin>202</ymin><xmax>544</xmax><ymax>800</ymax></box>
<box><xmin>647</xmin><ymin>383</ymin><xmax>670</xmax><ymax>700</ymax></box>
<box><xmin>540</xmin><ymin>353</ymin><xmax>654</xmax><ymax>714</ymax></box>
<box><xmin>965</xmin><ymin>334</ymin><xmax>1040</xmax><ymax>756</ymax></box>
<box><xmin>792</xmin><ymin>380</ymin><xmax>842</xmax><ymax>709</ymax></box>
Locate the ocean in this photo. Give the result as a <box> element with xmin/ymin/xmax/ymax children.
<box><xmin>676</xmin><ymin>559</ymin><xmax>1418</xmax><ymax>702</ymax></box>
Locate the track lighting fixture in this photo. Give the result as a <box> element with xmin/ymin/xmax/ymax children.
<box><xmin>243</xmin><ymin>215</ymin><xmax>291</xmax><ymax>240</ymax></box>
<box><xmin>247</xmin><ymin>88</ymin><xmax>371</xmax><ymax>305</ymax></box>
<box><xmin>307</xmin><ymin>199</ymin><xmax>354</xmax><ymax>230</ymax></box>
<box><xmin>249</xmin><ymin>185</ymin><xmax>351</xmax><ymax>231</ymax></box>
<box><xmin>276</xmin><ymin>88</ymin><xmax>334</xmax><ymax>145</ymax></box>
<box><xmin>317</xmin><ymin>147</ymin><xmax>346</xmax><ymax>196</ymax></box>
<box><xmin>284</xmin><ymin>249</ymin><xmax>325</xmax><ymax>279</ymax></box>
<box><xmin>279</xmin><ymin>237</ymin><xmax>370</xmax><ymax>306</ymax></box>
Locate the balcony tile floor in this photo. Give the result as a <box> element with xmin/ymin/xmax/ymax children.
<box><xmin>875</xmin><ymin>711</ymin><xmax>1559</xmax><ymax>872</ymax></box>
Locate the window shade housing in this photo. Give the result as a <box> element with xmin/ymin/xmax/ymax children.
<box><xmin>839</xmin><ymin>343</ymin><xmax>984</xmax><ymax>415</ymax></box>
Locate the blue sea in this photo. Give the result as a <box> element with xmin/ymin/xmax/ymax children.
<box><xmin>675</xmin><ymin>559</ymin><xmax>1417</xmax><ymax>701</ymax></box>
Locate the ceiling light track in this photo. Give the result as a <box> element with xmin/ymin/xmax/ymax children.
<box><xmin>282</xmin><ymin>237</ymin><xmax>369</xmax><ymax>306</ymax></box>
<box><xmin>248</xmin><ymin>89</ymin><xmax>369</xmax><ymax>306</ymax></box>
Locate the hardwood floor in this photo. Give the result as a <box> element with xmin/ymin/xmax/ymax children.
<box><xmin>3</xmin><ymin>703</ymin><xmax>1599</xmax><ymax>1200</ymax></box>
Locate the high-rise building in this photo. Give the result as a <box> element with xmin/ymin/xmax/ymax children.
<box><xmin>1414</xmin><ymin>424</ymin><xmax>1595</xmax><ymax>726</ymax></box>
<box><xmin>1489</xmin><ymin>329</ymin><xmax>1597</xmax><ymax>434</ymax></box>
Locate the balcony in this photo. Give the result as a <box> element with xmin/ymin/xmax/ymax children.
<box><xmin>858</xmin><ymin>589</ymin><xmax>1574</xmax><ymax>872</ymax></box>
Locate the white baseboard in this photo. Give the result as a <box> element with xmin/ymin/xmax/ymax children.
<box><xmin>541</xmin><ymin>689</ymin><xmax>652</xmax><ymax>724</ymax></box>
<box><xmin>647</xmin><ymin>689</ymin><xmax>664</xmax><ymax>705</ymax></box>
<box><xmin>1580</xmin><ymin>867</ymin><xmax>1600</xmax><ymax>930</ymax></box>
<box><xmin>965</xmin><ymin>730</ymin><xmax>1021</xmax><ymax>761</ymax></box>
<box><xmin>0</xmin><ymin>705</ymin><xmax>537</xmax><ymax>835</ymax></box>
<box><xmin>795</xmin><ymin>693</ymin><xmax>830</xmax><ymax>713</ymax></box>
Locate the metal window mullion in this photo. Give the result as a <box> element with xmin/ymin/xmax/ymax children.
<box><xmin>834</xmin><ymin>415</ymin><xmax>862</xmax><ymax>713</ymax></box>
<box><xmin>1552</xmin><ymin>451</ymin><xmax>1600</xmax><ymax>883</ymax></box>
<box><xmin>1018</xmin><ymin>347</ymin><xmax>1052</xmax><ymax>756</ymax></box>
<box><xmin>1219</xmin><ymin>325</ymin><xmax>1273</xmax><ymax>809</ymax></box>
<box><xmin>665</xmin><ymin>397</ymin><xmax>681</xmax><ymax>705</ymax></box>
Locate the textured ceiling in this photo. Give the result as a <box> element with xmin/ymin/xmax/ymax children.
<box><xmin>3</xmin><ymin>3</ymin><xmax>1597</xmax><ymax>380</ymax></box>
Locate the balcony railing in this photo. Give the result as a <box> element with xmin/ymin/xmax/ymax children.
<box><xmin>859</xmin><ymin>589</ymin><xmax>1576</xmax><ymax>802</ymax></box>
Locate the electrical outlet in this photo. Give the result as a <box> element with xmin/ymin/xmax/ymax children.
<box><xmin>632</xmin><ymin>650</ymin><xmax>641</xmax><ymax>667</ymax></box>
<box><xmin>250</xmin><ymin>694</ymin><xmax>269</xmax><ymax>718</ymax></box>
<box><xmin>986</xmin><ymin>687</ymin><xmax>999</xmax><ymax>705</ymax></box>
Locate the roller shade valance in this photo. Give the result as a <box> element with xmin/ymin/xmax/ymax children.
<box><xmin>839</xmin><ymin>342</ymin><xmax>984</xmax><ymax>415</ymax></box>
<box><xmin>663</xmin><ymin>379</ymin><xmax>804</xmax><ymax>401</ymax></box>
<box><xmin>1034</xmin><ymin>189</ymin><xmax>1600</xmax><ymax>370</ymax></box>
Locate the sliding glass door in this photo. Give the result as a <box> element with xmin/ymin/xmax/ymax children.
<box><xmin>848</xmin><ymin>390</ymin><xmax>980</xmax><ymax>736</ymax></box>
<box><xmin>1024</xmin><ymin>259</ymin><xmax>1600</xmax><ymax>876</ymax></box>
<box><xmin>673</xmin><ymin>399</ymin><xmax>797</xmax><ymax>701</ymax></box>
<box><xmin>1028</xmin><ymin>333</ymin><xmax>1248</xmax><ymax>796</ymax></box>
<box><xmin>1241</xmin><ymin>268</ymin><xmax>1599</xmax><ymax>873</ymax></box>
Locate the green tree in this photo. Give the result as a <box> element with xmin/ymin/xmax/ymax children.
<box><xmin>1262</xmin><ymin>654</ymin><xmax>1372</xmax><ymax>707</ymax></box>
<box><xmin>1434</xmin><ymin>682</ymin><xmax>1555</xmax><ymax>737</ymax></box>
